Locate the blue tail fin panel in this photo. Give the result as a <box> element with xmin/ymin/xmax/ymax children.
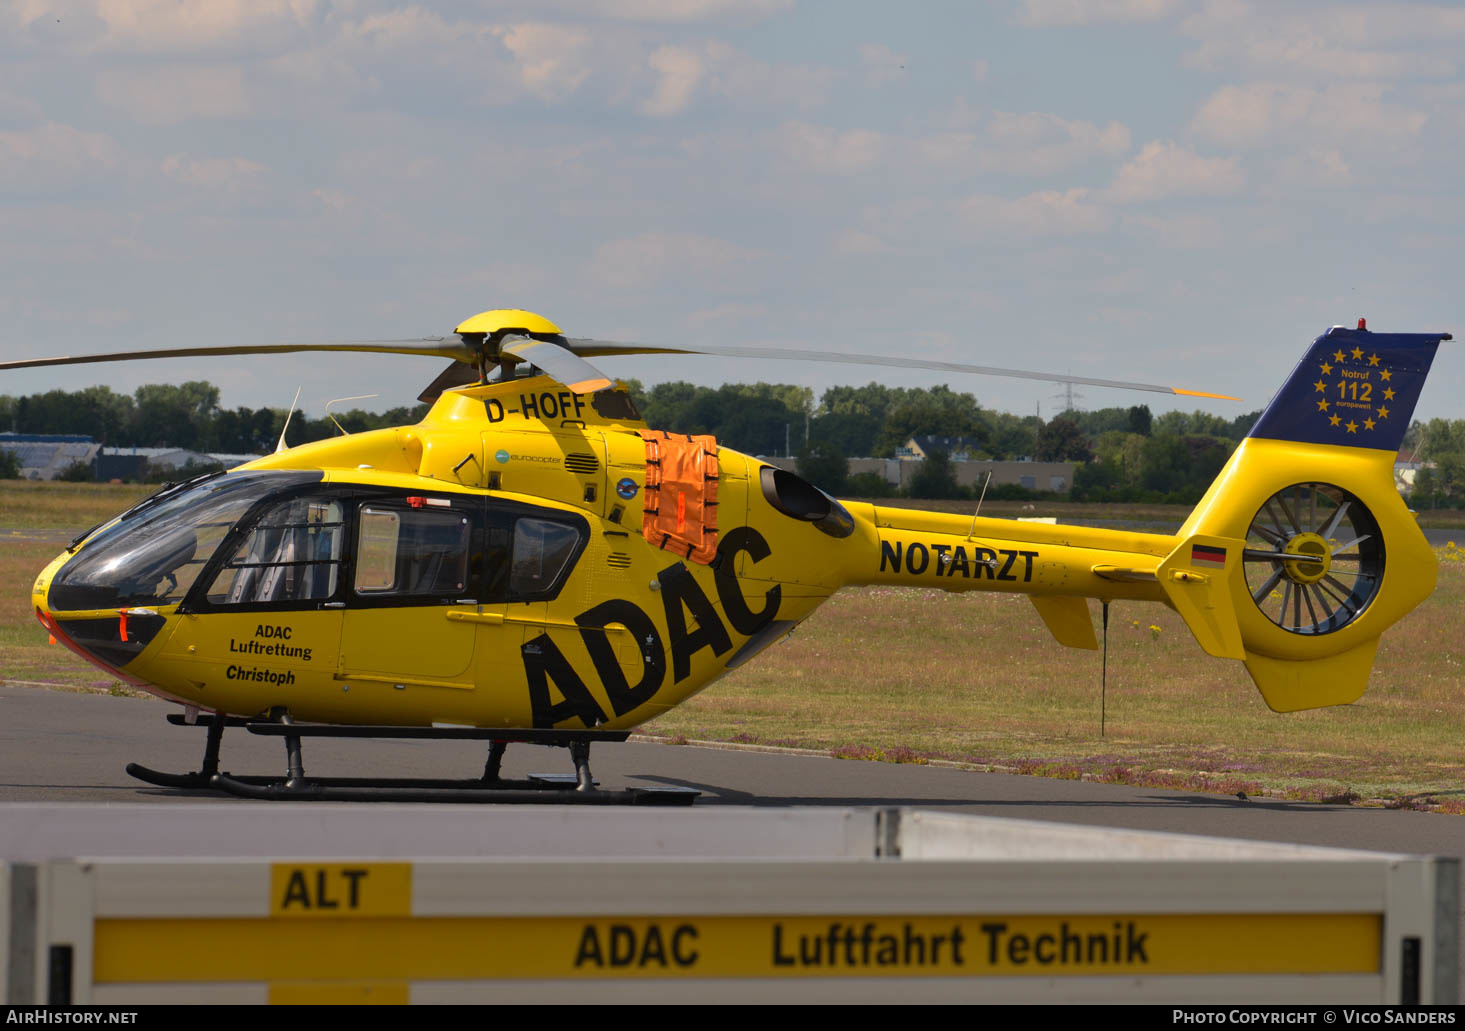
<box><xmin>1248</xmin><ymin>327</ymin><xmax>1449</xmax><ymax>451</ymax></box>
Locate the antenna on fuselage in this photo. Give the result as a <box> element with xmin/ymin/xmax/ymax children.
<box><xmin>275</xmin><ymin>386</ymin><xmax>302</xmax><ymax>454</ymax></box>
<box><xmin>966</xmin><ymin>471</ymin><xmax>992</xmax><ymax>541</ymax></box>
<box><xmin>324</xmin><ymin>394</ymin><xmax>379</xmax><ymax>436</ymax></box>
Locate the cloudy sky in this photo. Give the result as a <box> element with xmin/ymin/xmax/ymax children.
<box><xmin>2</xmin><ymin>0</ymin><xmax>1462</xmax><ymax>425</ymax></box>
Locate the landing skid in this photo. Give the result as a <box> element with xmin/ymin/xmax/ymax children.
<box><xmin>125</xmin><ymin>713</ymin><xmax>698</xmax><ymax>805</ymax></box>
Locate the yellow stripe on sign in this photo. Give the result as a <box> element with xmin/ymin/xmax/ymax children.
<box><xmin>95</xmin><ymin>913</ymin><xmax>1380</xmax><ymax>982</ymax></box>
<box><xmin>269</xmin><ymin>863</ymin><xmax>411</xmax><ymax>918</ymax></box>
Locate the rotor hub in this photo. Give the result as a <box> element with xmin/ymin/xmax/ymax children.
<box><xmin>1281</xmin><ymin>532</ymin><xmax>1330</xmax><ymax>585</ymax></box>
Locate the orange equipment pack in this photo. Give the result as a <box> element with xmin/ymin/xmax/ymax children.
<box><xmin>639</xmin><ymin>430</ymin><xmax>719</xmax><ymax>565</ymax></box>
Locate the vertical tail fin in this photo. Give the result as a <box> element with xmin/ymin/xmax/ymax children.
<box><xmin>1246</xmin><ymin>323</ymin><xmax>1446</xmax><ymax>452</ymax></box>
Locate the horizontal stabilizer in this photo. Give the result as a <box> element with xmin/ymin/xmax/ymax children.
<box><xmin>1030</xmin><ymin>595</ymin><xmax>1098</xmax><ymax>650</ymax></box>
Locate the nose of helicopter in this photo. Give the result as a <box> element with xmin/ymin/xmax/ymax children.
<box><xmin>31</xmin><ymin>549</ymin><xmax>162</xmax><ymax>679</ymax></box>
<box><xmin>32</xmin><ymin>548</ymin><xmax>101</xmax><ymax>665</ymax></box>
<box><xmin>32</xmin><ymin>552</ymin><xmax>64</xmax><ymax>639</ymax></box>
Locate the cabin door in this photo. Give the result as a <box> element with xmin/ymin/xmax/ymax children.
<box><xmin>338</xmin><ymin>494</ymin><xmax>481</xmax><ymax>690</ymax></box>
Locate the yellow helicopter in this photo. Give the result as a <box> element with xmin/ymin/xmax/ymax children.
<box><xmin>6</xmin><ymin>311</ymin><xmax>1450</xmax><ymax>803</ymax></box>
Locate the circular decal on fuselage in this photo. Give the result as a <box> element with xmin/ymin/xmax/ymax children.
<box><xmin>495</xmin><ymin>449</ymin><xmax>510</xmax><ymax>464</ymax></box>
<box><xmin>615</xmin><ymin>477</ymin><xmax>639</xmax><ymax>499</ymax></box>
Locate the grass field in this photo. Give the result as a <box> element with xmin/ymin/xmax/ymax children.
<box><xmin>3</xmin><ymin>480</ymin><xmax>1463</xmax><ymax>809</ymax></box>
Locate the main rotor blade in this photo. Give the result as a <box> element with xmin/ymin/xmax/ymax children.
<box><xmin>564</xmin><ymin>338</ymin><xmax>1240</xmax><ymax>401</ymax></box>
<box><xmin>0</xmin><ymin>337</ymin><xmax>471</xmax><ymax>371</ymax></box>
<box><xmin>501</xmin><ymin>338</ymin><xmax>612</xmax><ymax>394</ymax></box>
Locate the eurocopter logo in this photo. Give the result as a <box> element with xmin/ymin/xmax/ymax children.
<box><xmin>1311</xmin><ymin>345</ymin><xmax>1394</xmax><ymax>438</ymax></box>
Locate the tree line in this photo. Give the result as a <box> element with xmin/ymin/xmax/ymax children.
<box><xmin>1409</xmin><ymin>418</ymin><xmax>1465</xmax><ymax>509</ymax></box>
<box><xmin>0</xmin><ymin>377</ymin><xmax>1310</xmax><ymax>503</ymax></box>
<box><xmin>0</xmin><ymin>382</ymin><xmax>428</xmax><ymax>454</ymax></box>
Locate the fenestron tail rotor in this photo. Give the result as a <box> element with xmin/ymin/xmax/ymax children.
<box><xmin>1241</xmin><ymin>482</ymin><xmax>1385</xmax><ymax>635</ymax></box>
<box><xmin>1</xmin><ymin>307</ymin><xmax>1240</xmax><ymax>404</ymax></box>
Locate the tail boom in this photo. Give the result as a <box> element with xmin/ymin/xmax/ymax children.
<box><xmin>851</xmin><ymin>506</ymin><xmax>1173</xmax><ymax>608</ymax></box>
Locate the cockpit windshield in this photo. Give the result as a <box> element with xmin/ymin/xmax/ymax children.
<box><xmin>47</xmin><ymin>471</ymin><xmax>322</xmax><ymax>612</ymax></box>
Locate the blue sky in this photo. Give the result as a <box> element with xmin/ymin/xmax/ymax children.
<box><xmin>2</xmin><ymin>0</ymin><xmax>1462</xmax><ymax>425</ymax></box>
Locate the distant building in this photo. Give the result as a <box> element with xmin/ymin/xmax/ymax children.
<box><xmin>0</xmin><ymin>434</ymin><xmax>263</xmax><ymax>481</ymax></box>
<box><xmin>1394</xmin><ymin>447</ymin><xmax>1430</xmax><ymax>495</ymax></box>
<box><xmin>0</xmin><ymin>433</ymin><xmax>100</xmax><ymax>480</ymax></box>
<box><xmin>892</xmin><ymin>435</ymin><xmax>1072</xmax><ymax>492</ymax></box>
<box><xmin>898</xmin><ymin>435</ymin><xmax>988</xmax><ymax>461</ymax></box>
<box><xmin>95</xmin><ymin>447</ymin><xmax>263</xmax><ymax>481</ymax></box>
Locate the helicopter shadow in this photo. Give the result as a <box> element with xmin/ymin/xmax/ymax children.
<box><xmin>624</xmin><ymin>775</ymin><xmax>1334</xmax><ymax>813</ymax></box>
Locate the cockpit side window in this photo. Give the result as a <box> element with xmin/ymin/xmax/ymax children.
<box><xmin>507</xmin><ymin>516</ymin><xmax>584</xmax><ymax>600</ymax></box>
<box><xmin>206</xmin><ymin>496</ymin><xmax>345</xmax><ymax>607</ymax></box>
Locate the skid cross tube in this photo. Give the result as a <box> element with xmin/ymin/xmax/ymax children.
<box><xmin>125</xmin><ymin>714</ymin><xmax>695</xmax><ymax>805</ymax></box>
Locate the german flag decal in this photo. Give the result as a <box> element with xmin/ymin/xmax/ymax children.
<box><xmin>1191</xmin><ymin>544</ymin><xmax>1227</xmax><ymax>568</ymax></box>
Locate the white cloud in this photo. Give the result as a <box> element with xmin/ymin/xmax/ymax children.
<box><xmin>1238</xmin><ymin>36</ymin><xmax>1451</xmax><ymax>80</ymax></box>
<box><xmin>496</xmin><ymin>22</ymin><xmax>593</xmax><ymax>103</ymax></box>
<box><xmin>567</xmin><ymin>0</ymin><xmax>792</xmax><ymax>21</ymax></box>
<box><xmin>979</xmin><ymin>111</ymin><xmax>1131</xmax><ymax>175</ymax></box>
<box><xmin>256</xmin><ymin>9</ymin><xmax>514</xmax><ymax>116</ymax></box>
<box><xmin>960</xmin><ymin>188</ymin><xmax>1114</xmax><ymax>237</ymax></box>
<box><xmin>97</xmin><ymin>65</ymin><xmax>250</xmax><ymax>123</ymax></box>
<box><xmin>641</xmin><ymin>44</ymin><xmax>704</xmax><ymax>115</ymax></box>
<box><xmin>0</xmin><ymin>123</ymin><xmax>122</xmax><ymax>190</ymax></box>
<box><xmin>585</xmin><ymin>232</ymin><xmax>765</xmax><ymax>291</ymax></box>
<box><xmin>779</xmin><ymin>121</ymin><xmax>883</xmax><ymax>174</ymax></box>
<box><xmin>832</xmin><ymin>228</ymin><xmax>893</xmax><ymax>256</ymax></box>
<box><xmin>1125</xmin><ymin>213</ymin><xmax>1226</xmax><ymax>249</ymax></box>
<box><xmin>687</xmin><ymin>301</ymin><xmax>768</xmax><ymax>327</ymax></box>
<box><xmin>907</xmin><ymin>112</ymin><xmax>1130</xmax><ymax>179</ymax></box>
<box><xmin>0</xmin><ymin>87</ymin><xmax>43</xmax><ymax>122</ymax></box>
<box><xmin>639</xmin><ymin>40</ymin><xmax>832</xmax><ymax>116</ymax></box>
<box><xmin>1017</xmin><ymin>0</ymin><xmax>1182</xmax><ymax>27</ymax></box>
<box><xmin>858</xmin><ymin>43</ymin><xmax>907</xmax><ymax>87</ymax></box>
<box><xmin>1181</xmin><ymin>2</ymin><xmax>1464</xmax><ymax>79</ymax></box>
<box><xmin>1103</xmin><ymin>141</ymin><xmax>1244</xmax><ymax>202</ymax></box>
<box><xmin>310</xmin><ymin>188</ymin><xmax>351</xmax><ymax>213</ymax></box>
<box><xmin>914</xmin><ymin>132</ymin><xmax>979</xmax><ymax>167</ymax></box>
<box><xmin>1189</xmin><ymin>82</ymin><xmax>1428</xmax><ymax>147</ymax></box>
<box><xmin>160</xmin><ymin>154</ymin><xmax>269</xmax><ymax>190</ymax></box>
<box><xmin>90</xmin><ymin>0</ymin><xmax>319</xmax><ymax>54</ymax></box>
<box><xmin>346</xmin><ymin>7</ymin><xmax>470</xmax><ymax>51</ymax></box>
<box><xmin>0</xmin><ymin>205</ymin><xmax>153</xmax><ymax>266</ymax></box>
<box><xmin>705</xmin><ymin>42</ymin><xmax>831</xmax><ymax>111</ymax></box>
<box><xmin>1277</xmin><ymin>147</ymin><xmax>1352</xmax><ymax>187</ymax></box>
